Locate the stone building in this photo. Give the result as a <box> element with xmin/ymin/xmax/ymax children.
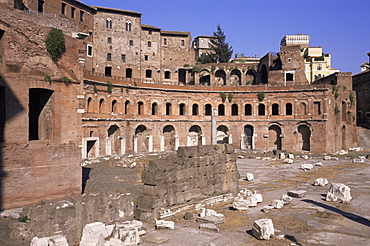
<box><xmin>0</xmin><ymin>0</ymin><xmax>359</xmax><ymax>209</ymax></box>
<box><xmin>353</xmin><ymin>53</ymin><xmax>370</xmax><ymax>127</ymax></box>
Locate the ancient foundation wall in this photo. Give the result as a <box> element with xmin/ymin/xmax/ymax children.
<box><xmin>7</xmin><ymin>193</ymin><xmax>134</xmax><ymax>245</ymax></box>
<box><xmin>135</xmin><ymin>144</ymin><xmax>239</xmax><ymax>221</ymax></box>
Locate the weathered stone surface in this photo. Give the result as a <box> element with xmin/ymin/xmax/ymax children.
<box><xmin>261</xmin><ymin>205</ymin><xmax>274</xmax><ymax>213</ymax></box>
<box><xmin>252</xmin><ymin>218</ymin><xmax>275</xmax><ymax>240</ymax></box>
<box><xmin>196</xmin><ymin>215</ymin><xmax>225</xmax><ymax>224</ymax></box>
<box><xmin>281</xmin><ymin>194</ymin><xmax>293</xmax><ymax>205</ymax></box>
<box><xmin>271</xmin><ymin>199</ymin><xmax>284</xmax><ymax>209</ymax></box>
<box><xmin>326</xmin><ymin>183</ymin><xmax>352</xmax><ymax>203</ymax></box>
<box><xmin>301</xmin><ymin>164</ymin><xmax>314</xmax><ymax>171</ymax></box>
<box><xmin>314</xmin><ymin>178</ymin><xmax>329</xmax><ymax>187</ymax></box>
<box><xmin>287</xmin><ymin>190</ymin><xmax>307</xmax><ymax>198</ymax></box>
<box><xmin>199</xmin><ymin>223</ymin><xmax>219</xmax><ymax>233</ymax></box>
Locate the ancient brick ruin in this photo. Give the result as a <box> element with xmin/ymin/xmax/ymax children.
<box><xmin>0</xmin><ymin>0</ymin><xmax>359</xmax><ymax>210</ymax></box>
<box><xmin>135</xmin><ymin>144</ymin><xmax>239</xmax><ymax>221</ymax></box>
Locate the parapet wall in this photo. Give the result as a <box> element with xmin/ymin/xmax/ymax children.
<box><xmin>135</xmin><ymin>144</ymin><xmax>239</xmax><ymax>221</ymax></box>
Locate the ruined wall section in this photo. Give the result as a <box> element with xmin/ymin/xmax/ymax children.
<box><xmin>135</xmin><ymin>144</ymin><xmax>239</xmax><ymax>221</ymax></box>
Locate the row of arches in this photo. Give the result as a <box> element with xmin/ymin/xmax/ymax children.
<box><xmin>86</xmin><ymin>96</ymin><xmax>322</xmax><ymax>117</ymax></box>
<box><xmin>83</xmin><ymin>123</ymin><xmax>313</xmax><ymax>158</ymax></box>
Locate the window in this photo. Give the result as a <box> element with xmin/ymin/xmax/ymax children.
<box><xmin>245</xmin><ymin>104</ymin><xmax>252</xmax><ymax>115</ymax></box>
<box><xmin>151</xmin><ymin>103</ymin><xmax>158</xmax><ymax>115</ymax></box>
<box><xmin>87</xmin><ymin>44</ymin><xmax>93</xmax><ymax>57</ymax></box>
<box><xmin>124</xmin><ymin>100</ymin><xmax>130</xmax><ymax>114</ymax></box>
<box><xmin>107</xmin><ymin>37</ymin><xmax>112</xmax><ymax>43</ymax></box>
<box><xmin>286</xmin><ymin>103</ymin><xmax>292</xmax><ymax>115</ymax></box>
<box><xmin>105</xmin><ymin>67</ymin><xmax>112</xmax><ymax>77</ymax></box>
<box><xmin>166</xmin><ymin>103</ymin><xmax>172</xmax><ymax>115</ymax></box>
<box><xmin>112</xmin><ymin>100</ymin><xmax>118</xmax><ymax>114</ymax></box>
<box><xmin>179</xmin><ymin>103</ymin><xmax>185</xmax><ymax>115</ymax></box>
<box><xmin>126</xmin><ymin>21</ymin><xmax>132</xmax><ymax>31</ymax></box>
<box><xmin>107</xmin><ymin>53</ymin><xmax>112</xmax><ymax>61</ymax></box>
<box><xmin>80</xmin><ymin>10</ymin><xmax>84</xmax><ymax>22</ymax></box>
<box><xmin>285</xmin><ymin>72</ymin><xmax>294</xmax><ymax>81</ymax></box>
<box><xmin>205</xmin><ymin>104</ymin><xmax>212</xmax><ymax>115</ymax></box>
<box><xmin>313</xmin><ymin>102</ymin><xmax>321</xmax><ymax>115</ymax></box>
<box><xmin>146</xmin><ymin>70</ymin><xmax>152</xmax><ymax>78</ymax></box>
<box><xmin>317</xmin><ymin>64</ymin><xmax>322</xmax><ymax>70</ymax></box>
<box><xmin>358</xmin><ymin>90</ymin><xmax>362</xmax><ymax>99</ymax></box>
<box><xmin>181</xmin><ymin>39</ymin><xmax>185</xmax><ymax>46</ymax></box>
<box><xmin>163</xmin><ymin>38</ymin><xmax>167</xmax><ymax>45</ymax></box>
<box><xmin>144</xmin><ymin>55</ymin><xmax>149</xmax><ymax>61</ymax></box>
<box><xmin>98</xmin><ymin>98</ymin><xmax>104</xmax><ymax>113</ymax></box>
<box><xmin>138</xmin><ymin>101</ymin><xmax>144</xmax><ymax>115</ymax></box>
<box><xmin>148</xmin><ymin>30</ymin><xmax>152</xmax><ymax>35</ymax></box>
<box><xmin>121</xmin><ymin>54</ymin><xmax>126</xmax><ymax>62</ymax></box>
<box><xmin>231</xmin><ymin>104</ymin><xmax>238</xmax><ymax>116</ymax></box>
<box><xmin>71</xmin><ymin>7</ymin><xmax>75</xmax><ymax>18</ymax></box>
<box><xmin>218</xmin><ymin>104</ymin><xmax>225</xmax><ymax>116</ymax></box>
<box><xmin>61</xmin><ymin>3</ymin><xmax>66</xmax><ymax>15</ymax></box>
<box><xmin>272</xmin><ymin>104</ymin><xmax>279</xmax><ymax>115</ymax></box>
<box><xmin>165</xmin><ymin>71</ymin><xmax>171</xmax><ymax>79</ymax></box>
<box><xmin>258</xmin><ymin>104</ymin><xmax>265</xmax><ymax>116</ymax></box>
<box><xmin>126</xmin><ymin>68</ymin><xmax>132</xmax><ymax>78</ymax></box>
<box><xmin>106</xmin><ymin>18</ymin><xmax>112</xmax><ymax>28</ymax></box>
<box><xmin>38</xmin><ymin>0</ymin><xmax>44</xmax><ymax>13</ymax></box>
<box><xmin>129</xmin><ymin>40</ymin><xmax>133</xmax><ymax>46</ymax></box>
<box><xmin>192</xmin><ymin>104</ymin><xmax>199</xmax><ymax>115</ymax></box>
<box><xmin>148</xmin><ymin>41</ymin><xmax>151</xmax><ymax>47</ymax></box>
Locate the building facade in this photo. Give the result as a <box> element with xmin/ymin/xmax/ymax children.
<box><xmin>0</xmin><ymin>0</ymin><xmax>359</xmax><ymax>209</ymax></box>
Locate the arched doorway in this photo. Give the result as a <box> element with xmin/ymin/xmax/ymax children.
<box><xmin>342</xmin><ymin>125</ymin><xmax>346</xmax><ymax>150</ymax></box>
<box><xmin>163</xmin><ymin>125</ymin><xmax>176</xmax><ymax>151</ymax></box>
<box><xmin>217</xmin><ymin>125</ymin><xmax>229</xmax><ymax>144</ymax></box>
<box><xmin>188</xmin><ymin>125</ymin><xmax>202</xmax><ymax>146</ymax></box>
<box><xmin>135</xmin><ymin>125</ymin><xmax>149</xmax><ymax>153</ymax></box>
<box><xmin>215</xmin><ymin>70</ymin><xmax>226</xmax><ymax>85</ymax></box>
<box><xmin>107</xmin><ymin>125</ymin><xmax>121</xmax><ymax>155</ymax></box>
<box><xmin>268</xmin><ymin>125</ymin><xmax>282</xmax><ymax>150</ymax></box>
<box><xmin>298</xmin><ymin>125</ymin><xmax>310</xmax><ymax>151</ymax></box>
<box><xmin>244</xmin><ymin>125</ymin><xmax>254</xmax><ymax>149</ymax></box>
<box><xmin>230</xmin><ymin>69</ymin><xmax>241</xmax><ymax>85</ymax></box>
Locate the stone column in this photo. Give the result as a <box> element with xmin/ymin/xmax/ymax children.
<box><xmin>201</xmin><ymin>134</ymin><xmax>206</xmax><ymax>145</ymax></box>
<box><xmin>133</xmin><ymin>135</ymin><xmax>138</xmax><ymax>153</ymax></box>
<box><xmin>160</xmin><ymin>135</ymin><xmax>165</xmax><ymax>152</ymax></box>
<box><xmin>211</xmin><ymin>109</ymin><xmax>217</xmax><ymax>145</ymax></box>
<box><xmin>148</xmin><ymin>135</ymin><xmax>153</xmax><ymax>152</ymax></box>
<box><xmin>175</xmin><ymin>135</ymin><xmax>179</xmax><ymax>150</ymax></box>
<box><xmin>187</xmin><ymin>135</ymin><xmax>191</xmax><ymax>146</ymax></box>
<box><xmin>240</xmin><ymin>134</ymin><xmax>245</xmax><ymax>149</ymax></box>
<box><xmin>106</xmin><ymin>137</ymin><xmax>112</xmax><ymax>156</ymax></box>
<box><xmin>120</xmin><ymin>136</ymin><xmax>126</xmax><ymax>155</ymax></box>
<box><xmin>228</xmin><ymin>134</ymin><xmax>233</xmax><ymax>144</ymax></box>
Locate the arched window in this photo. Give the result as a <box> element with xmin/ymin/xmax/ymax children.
<box><xmin>299</xmin><ymin>102</ymin><xmax>307</xmax><ymax>115</ymax></box>
<box><xmin>124</xmin><ymin>100</ymin><xmax>130</xmax><ymax>114</ymax></box>
<box><xmin>286</xmin><ymin>103</ymin><xmax>292</xmax><ymax>115</ymax></box>
<box><xmin>87</xmin><ymin>97</ymin><xmax>92</xmax><ymax>113</ymax></box>
<box><xmin>166</xmin><ymin>103</ymin><xmax>172</xmax><ymax>115</ymax></box>
<box><xmin>111</xmin><ymin>100</ymin><xmax>118</xmax><ymax>114</ymax></box>
<box><xmin>126</xmin><ymin>68</ymin><xmax>132</xmax><ymax>78</ymax></box>
<box><xmin>179</xmin><ymin>103</ymin><xmax>185</xmax><ymax>115</ymax></box>
<box><xmin>245</xmin><ymin>104</ymin><xmax>252</xmax><ymax>115</ymax></box>
<box><xmin>151</xmin><ymin>102</ymin><xmax>158</xmax><ymax>115</ymax></box>
<box><xmin>258</xmin><ymin>104</ymin><xmax>265</xmax><ymax>116</ymax></box>
<box><xmin>148</xmin><ymin>41</ymin><xmax>151</xmax><ymax>47</ymax></box>
<box><xmin>163</xmin><ymin>38</ymin><xmax>167</xmax><ymax>45</ymax></box>
<box><xmin>218</xmin><ymin>104</ymin><xmax>225</xmax><ymax>116</ymax></box>
<box><xmin>125</xmin><ymin>21</ymin><xmax>132</xmax><ymax>31</ymax></box>
<box><xmin>192</xmin><ymin>104</ymin><xmax>199</xmax><ymax>115</ymax></box>
<box><xmin>272</xmin><ymin>103</ymin><xmax>279</xmax><ymax>115</ymax></box>
<box><xmin>99</xmin><ymin>98</ymin><xmax>104</xmax><ymax>113</ymax></box>
<box><xmin>231</xmin><ymin>104</ymin><xmax>238</xmax><ymax>116</ymax></box>
<box><xmin>106</xmin><ymin>18</ymin><xmax>112</xmax><ymax>28</ymax></box>
<box><xmin>205</xmin><ymin>104</ymin><xmax>212</xmax><ymax>115</ymax></box>
<box><xmin>181</xmin><ymin>39</ymin><xmax>185</xmax><ymax>46</ymax></box>
<box><xmin>138</xmin><ymin>101</ymin><xmax>144</xmax><ymax>115</ymax></box>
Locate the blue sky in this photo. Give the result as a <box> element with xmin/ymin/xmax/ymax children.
<box><xmin>84</xmin><ymin>0</ymin><xmax>369</xmax><ymax>74</ymax></box>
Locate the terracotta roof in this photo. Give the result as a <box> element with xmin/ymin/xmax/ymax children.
<box><xmin>196</xmin><ymin>35</ymin><xmax>213</xmax><ymax>38</ymax></box>
<box><xmin>141</xmin><ymin>24</ymin><xmax>161</xmax><ymax>30</ymax></box>
<box><xmin>161</xmin><ymin>30</ymin><xmax>190</xmax><ymax>36</ymax></box>
<box><xmin>92</xmin><ymin>6</ymin><xmax>142</xmax><ymax>16</ymax></box>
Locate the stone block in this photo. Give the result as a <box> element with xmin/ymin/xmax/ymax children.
<box><xmin>82</xmin><ymin>222</ymin><xmax>110</xmax><ymax>239</ymax></box>
<box><xmin>300</xmin><ymin>164</ymin><xmax>313</xmax><ymax>171</ymax></box>
<box><xmin>48</xmin><ymin>235</ymin><xmax>69</xmax><ymax>246</ymax></box>
<box><xmin>287</xmin><ymin>190</ymin><xmax>306</xmax><ymax>198</ymax></box>
<box><xmin>313</xmin><ymin>178</ymin><xmax>328</xmax><ymax>187</ymax></box>
<box><xmin>134</xmin><ymin>208</ymin><xmax>157</xmax><ymax>222</ymax></box>
<box><xmin>184</xmin><ymin>212</ymin><xmax>193</xmax><ymax>220</ymax></box>
<box><xmin>143</xmin><ymin>185</ymin><xmax>158</xmax><ymax>197</ymax></box>
<box><xmin>155</xmin><ymin>220</ymin><xmax>174</xmax><ymax>230</ymax></box>
<box><xmin>198</xmin><ymin>145</ymin><xmax>214</xmax><ymax>156</ymax></box>
<box><xmin>281</xmin><ymin>194</ymin><xmax>292</xmax><ymax>205</ymax></box>
<box><xmin>283</xmin><ymin>159</ymin><xmax>293</xmax><ymax>164</ymax></box>
<box><xmin>261</xmin><ymin>205</ymin><xmax>274</xmax><ymax>213</ymax></box>
<box><xmin>224</xmin><ymin>144</ymin><xmax>234</xmax><ymax>154</ymax></box>
<box><xmin>252</xmin><ymin>218</ymin><xmax>274</xmax><ymax>240</ymax></box>
<box><xmin>136</xmin><ymin>195</ymin><xmax>157</xmax><ymax>210</ymax></box>
<box><xmin>246</xmin><ymin>173</ymin><xmax>254</xmax><ymax>181</ymax></box>
<box><xmin>271</xmin><ymin>199</ymin><xmax>284</xmax><ymax>209</ymax></box>
<box><xmin>199</xmin><ymin>223</ymin><xmax>219</xmax><ymax>233</ymax></box>
<box><xmin>326</xmin><ymin>183</ymin><xmax>352</xmax><ymax>203</ymax></box>
<box><xmin>196</xmin><ymin>215</ymin><xmax>225</xmax><ymax>224</ymax></box>
<box><xmin>177</xmin><ymin>146</ymin><xmax>199</xmax><ymax>158</ymax></box>
<box><xmin>31</xmin><ymin>237</ymin><xmax>49</xmax><ymax>246</ymax></box>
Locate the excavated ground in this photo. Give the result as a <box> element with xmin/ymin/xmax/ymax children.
<box><xmin>83</xmin><ymin>151</ymin><xmax>370</xmax><ymax>246</ymax></box>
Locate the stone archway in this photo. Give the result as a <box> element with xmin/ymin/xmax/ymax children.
<box><xmin>163</xmin><ymin>125</ymin><xmax>176</xmax><ymax>151</ymax></box>
<box><xmin>188</xmin><ymin>125</ymin><xmax>202</xmax><ymax>146</ymax></box>
<box><xmin>107</xmin><ymin>125</ymin><xmax>121</xmax><ymax>155</ymax></box>
<box><xmin>268</xmin><ymin>125</ymin><xmax>282</xmax><ymax>150</ymax></box>
<box><xmin>135</xmin><ymin>125</ymin><xmax>149</xmax><ymax>153</ymax></box>
<box><xmin>298</xmin><ymin>125</ymin><xmax>311</xmax><ymax>151</ymax></box>
<box><xmin>244</xmin><ymin>125</ymin><xmax>254</xmax><ymax>149</ymax></box>
<box><xmin>217</xmin><ymin>125</ymin><xmax>229</xmax><ymax>144</ymax></box>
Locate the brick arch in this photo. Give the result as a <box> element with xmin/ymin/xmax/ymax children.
<box><xmin>188</xmin><ymin>125</ymin><xmax>202</xmax><ymax>146</ymax></box>
<box><xmin>163</xmin><ymin>125</ymin><xmax>176</xmax><ymax>151</ymax></box>
<box><xmin>230</xmin><ymin>69</ymin><xmax>242</xmax><ymax>85</ymax></box>
<box><xmin>217</xmin><ymin>125</ymin><xmax>230</xmax><ymax>144</ymax></box>
<box><xmin>295</xmin><ymin>122</ymin><xmax>312</xmax><ymax>151</ymax></box>
<box><xmin>134</xmin><ymin>124</ymin><xmax>150</xmax><ymax>153</ymax></box>
<box><xmin>215</xmin><ymin>69</ymin><xmax>226</xmax><ymax>85</ymax></box>
<box><xmin>107</xmin><ymin>124</ymin><xmax>121</xmax><ymax>155</ymax></box>
<box><xmin>267</xmin><ymin>122</ymin><xmax>283</xmax><ymax>151</ymax></box>
<box><xmin>86</xmin><ymin>96</ymin><xmax>93</xmax><ymax>113</ymax></box>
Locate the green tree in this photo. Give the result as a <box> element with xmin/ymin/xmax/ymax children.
<box><xmin>197</xmin><ymin>24</ymin><xmax>233</xmax><ymax>64</ymax></box>
<box><xmin>45</xmin><ymin>28</ymin><xmax>66</xmax><ymax>63</ymax></box>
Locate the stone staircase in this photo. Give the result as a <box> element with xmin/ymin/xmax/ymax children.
<box><xmin>357</xmin><ymin>126</ymin><xmax>370</xmax><ymax>150</ymax></box>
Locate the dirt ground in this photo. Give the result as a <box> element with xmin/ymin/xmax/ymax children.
<box><xmin>84</xmin><ymin>152</ymin><xmax>370</xmax><ymax>246</ymax></box>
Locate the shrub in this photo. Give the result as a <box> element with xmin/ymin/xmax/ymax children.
<box><xmin>228</xmin><ymin>93</ymin><xmax>234</xmax><ymax>103</ymax></box>
<box><xmin>93</xmin><ymin>83</ymin><xmax>98</xmax><ymax>93</ymax></box>
<box><xmin>44</xmin><ymin>75</ymin><xmax>51</xmax><ymax>83</ymax></box>
<box><xmin>220</xmin><ymin>92</ymin><xmax>226</xmax><ymax>103</ymax></box>
<box><xmin>257</xmin><ymin>91</ymin><xmax>265</xmax><ymax>102</ymax></box>
<box><xmin>107</xmin><ymin>81</ymin><xmax>113</xmax><ymax>93</ymax></box>
<box><xmin>45</xmin><ymin>28</ymin><xmax>66</xmax><ymax>63</ymax></box>
<box><xmin>61</xmin><ymin>77</ymin><xmax>71</xmax><ymax>85</ymax></box>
